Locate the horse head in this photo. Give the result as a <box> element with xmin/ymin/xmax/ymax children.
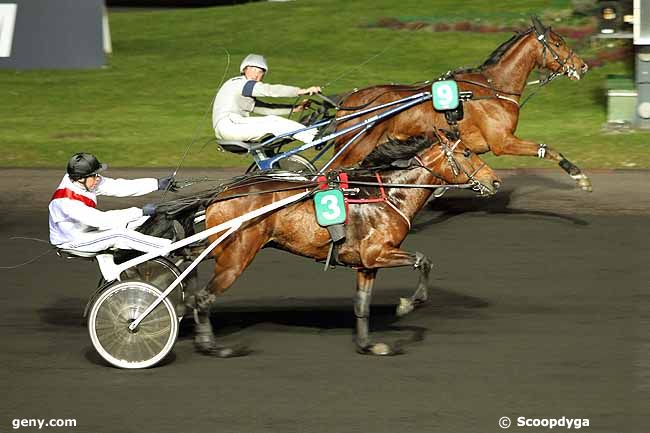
<box><xmin>359</xmin><ymin>134</ymin><xmax>500</xmax><ymax>196</ymax></box>
<box><xmin>530</xmin><ymin>16</ymin><xmax>588</xmax><ymax>81</ymax></box>
<box><xmin>420</xmin><ymin>133</ymin><xmax>501</xmax><ymax>196</ymax></box>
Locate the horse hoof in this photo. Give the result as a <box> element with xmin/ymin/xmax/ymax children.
<box><xmin>194</xmin><ymin>334</ymin><xmax>249</xmax><ymax>358</ymax></box>
<box><xmin>370</xmin><ymin>343</ymin><xmax>393</xmax><ymax>356</ymax></box>
<box><xmin>357</xmin><ymin>342</ymin><xmax>402</xmax><ymax>356</ymax></box>
<box><xmin>572</xmin><ymin>174</ymin><xmax>593</xmax><ymax>192</ymax></box>
<box><xmin>213</xmin><ymin>345</ymin><xmax>250</xmax><ymax>358</ymax></box>
<box><xmin>396</xmin><ymin>298</ymin><xmax>414</xmax><ymax>317</ymax></box>
<box><xmin>195</xmin><ymin>342</ymin><xmax>249</xmax><ymax>358</ymax></box>
<box><xmin>578</xmin><ymin>178</ymin><xmax>593</xmax><ymax>192</ymax></box>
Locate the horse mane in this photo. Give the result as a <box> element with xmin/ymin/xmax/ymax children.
<box><xmin>483</xmin><ymin>27</ymin><xmax>536</xmax><ymax>67</ymax></box>
<box><xmin>360</xmin><ymin>135</ymin><xmax>435</xmax><ymax>168</ymax></box>
<box><xmin>454</xmin><ymin>27</ymin><xmax>534</xmax><ymax>74</ymax></box>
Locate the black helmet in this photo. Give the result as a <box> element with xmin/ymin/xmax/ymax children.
<box><xmin>66</xmin><ymin>153</ymin><xmax>107</xmax><ymax>181</ymax></box>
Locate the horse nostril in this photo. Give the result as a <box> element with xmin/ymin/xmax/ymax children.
<box><xmin>493</xmin><ymin>180</ymin><xmax>501</xmax><ymax>190</ymax></box>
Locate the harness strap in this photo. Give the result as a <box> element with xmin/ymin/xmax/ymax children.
<box><xmin>496</xmin><ymin>94</ymin><xmax>520</xmax><ymax>107</ymax></box>
<box><xmin>347</xmin><ymin>173</ymin><xmax>385</xmax><ymax>204</ymax></box>
<box><xmin>453</xmin><ymin>78</ymin><xmax>522</xmax><ymax>97</ymax></box>
<box><xmin>384</xmin><ymin>200</ymin><xmax>411</xmax><ymax>231</ymax></box>
<box><xmin>347</xmin><ymin>173</ymin><xmax>411</xmax><ymax>230</ymax></box>
<box><xmin>51</xmin><ymin>188</ymin><xmax>97</xmax><ymax>208</ymax></box>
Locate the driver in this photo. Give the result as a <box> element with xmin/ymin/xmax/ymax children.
<box><xmin>48</xmin><ymin>153</ymin><xmax>179</xmax><ymax>254</ymax></box>
<box><xmin>212</xmin><ymin>53</ymin><xmax>322</xmax><ymax>144</ymax></box>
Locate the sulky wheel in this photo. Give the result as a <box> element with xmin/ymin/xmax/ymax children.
<box><xmin>245</xmin><ymin>154</ymin><xmax>317</xmax><ymax>174</ymax></box>
<box><xmin>98</xmin><ymin>257</ymin><xmax>185</xmax><ymax>317</ymax></box>
<box><xmin>276</xmin><ymin>154</ymin><xmax>317</xmax><ymax>173</ymax></box>
<box><xmin>88</xmin><ymin>280</ymin><xmax>178</xmax><ymax>369</ymax></box>
<box><xmin>118</xmin><ymin>257</ymin><xmax>185</xmax><ymax>316</ymax></box>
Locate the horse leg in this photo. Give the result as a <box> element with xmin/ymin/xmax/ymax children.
<box><xmin>355</xmin><ymin>269</ymin><xmax>399</xmax><ymax>356</ymax></box>
<box><xmin>190</xmin><ymin>278</ymin><xmax>250</xmax><ymax>358</ymax></box>
<box><xmin>361</xmin><ymin>246</ymin><xmax>433</xmax><ymax>317</ymax></box>
<box><xmin>491</xmin><ymin>134</ymin><xmax>592</xmax><ymax>192</ymax></box>
<box><xmin>557</xmin><ymin>153</ymin><xmax>592</xmax><ymax>192</ymax></box>
<box><xmin>191</xmin><ymin>307</ymin><xmax>245</xmax><ymax>358</ymax></box>
<box><xmin>188</xmin><ymin>233</ymin><xmax>265</xmax><ymax>358</ymax></box>
<box><xmin>396</xmin><ymin>252</ymin><xmax>432</xmax><ymax>317</ymax></box>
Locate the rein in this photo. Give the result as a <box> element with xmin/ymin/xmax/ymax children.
<box><xmin>209</xmin><ymin>183</ymin><xmax>318</xmax><ymax>204</ymax></box>
<box><xmin>451</xmin><ymin>25</ymin><xmax>579</xmax><ymax>110</ymax></box>
<box><xmin>343</xmin><ymin>179</ymin><xmax>476</xmax><ymax>191</ymax></box>
<box><xmin>158</xmin><ymin>174</ymin><xmax>319</xmax><ymax>217</ymax></box>
<box><xmin>453</xmin><ymin>77</ymin><xmax>522</xmax><ymax>97</ymax></box>
<box><xmin>332</xmin><ymin>139</ymin><xmax>493</xmax><ymax>229</ymax></box>
<box><xmin>336</xmin><ymin>84</ymin><xmax>429</xmax><ymax>111</ymax></box>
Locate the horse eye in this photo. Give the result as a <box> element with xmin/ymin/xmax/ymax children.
<box><xmin>463</xmin><ymin>149</ymin><xmax>471</xmax><ymax>157</ymax></box>
<box><xmin>555</xmin><ymin>42</ymin><xmax>560</xmax><ymax>47</ymax></box>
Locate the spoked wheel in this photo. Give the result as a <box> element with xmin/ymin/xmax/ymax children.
<box><xmin>245</xmin><ymin>154</ymin><xmax>317</xmax><ymax>174</ymax></box>
<box><xmin>119</xmin><ymin>257</ymin><xmax>185</xmax><ymax>315</ymax></box>
<box><xmin>88</xmin><ymin>280</ymin><xmax>179</xmax><ymax>369</ymax></box>
<box><xmin>97</xmin><ymin>257</ymin><xmax>185</xmax><ymax>317</ymax></box>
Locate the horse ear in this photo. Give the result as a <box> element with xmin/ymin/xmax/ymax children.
<box><xmin>531</xmin><ymin>15</ymin><xmax>547</xmax><ymax>36</ymax></box>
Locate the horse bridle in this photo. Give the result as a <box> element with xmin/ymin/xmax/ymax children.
<box><xmin>534</xmin><ymin>28</ymin><xmax>580</xmax><ymax>83</ymax></box>
<box><xmin>418</xmin><ymin>136</ymin><xmax>492</xmax><ymax>195</ymax></box>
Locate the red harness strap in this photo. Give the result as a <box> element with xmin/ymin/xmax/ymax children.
<box><xmin>316</xmin><ymin>172</ymin><xmax>411</xmax><ymax>228</ymax></box>
<box><xmin>51</xmin><ymin>188</ymin><xmax>97</xmax><ymax>208</ymax></box>
<box><xmin>347</xmin><ymin>173</ymin><xmax>412</xmax><ymax>229</ymax></box>
<box><xmin>347</xmin><ymin>173</ymin><xmax>386</xmax><ymax>204</ymax></box>
<box><xmin>317</xmin><ymin>173</ymin><xmax>352</xmax><ymax>221</ymax></box>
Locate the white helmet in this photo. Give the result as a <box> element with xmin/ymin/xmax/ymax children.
<box><xmin>240</xmin><ymin>54</ymin><xmax>268</xmax><ymax>73</ymax></box>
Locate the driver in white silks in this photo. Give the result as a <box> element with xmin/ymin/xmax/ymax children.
<box><xmin>48</xmin><ymin>153</ymin><xmax>179</xmax><ymax>254</ymax></box>
<box><xmin>212</xmin><ymin>53</ymin><xmax>322</xmax><ymax>144</ymax></box>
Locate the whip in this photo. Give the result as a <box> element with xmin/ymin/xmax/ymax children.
<box><xmin>162</xmin><ymin>48</ymin><xmax>232</xmax><ymax>201</ymax></box>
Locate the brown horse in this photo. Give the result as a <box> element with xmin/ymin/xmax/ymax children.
<box><xmin>331</xmin><ymin>17</ymin><xmax>592</xmax><ymax>191</ymax></box>
<box><xmin>186</xmin><ymin>135</ymin><xmax>500</xmax><ymax>357</ymax></box>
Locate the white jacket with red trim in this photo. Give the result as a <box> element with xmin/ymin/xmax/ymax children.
<box><xmin>48</xmin><ymin>174</ymin><xmax>158</xmax><ymax>246</ymax></box>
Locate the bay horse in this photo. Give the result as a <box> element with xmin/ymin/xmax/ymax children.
<box><xmin>331</xmin><ymin>16</ymin><xmax>592</xmax><ymax>191</ymax></box>
<box><xmin>185</xmin><ymin>135</ymin><xmax>500</xmax><ymax>357</ymax></box>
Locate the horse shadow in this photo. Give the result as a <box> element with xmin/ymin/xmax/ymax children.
<box><xmin>413</xmin><ymin>176</ymin><xmax>589</xmax><ymax>230</ymax></box>
<box><xmin>39</xmin><ymin>286</ymin><xmax>489</xmax><ymax>355</ymax></box>
<box><xmin>177</xmin><ymin>286</ymin><xmax>489</xmax><ymax>350</ymax></box>
<box><xmin>37</xmin><ymin>297</ymin><xmax>87</xmax><ymax>329</ymax></box>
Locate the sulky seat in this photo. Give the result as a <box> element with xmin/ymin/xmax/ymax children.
<box><xmin>217</xmin><ymin>140</ymin><xmax>253</xmax><ymax>154</ymax></box>
<box><xmin>57</xmin><ymin>248</ymin><xmax>118</xmax><ymax>281</ymax></box>
<box><xmin>217</xmin><ymin>134</ymin><xmax>285</xmax><ymax>154</ymax></box>
<box><xmin>57</xmin><ymin>248</ymin><xmax>114</xmax><ymax>259</ymax></box>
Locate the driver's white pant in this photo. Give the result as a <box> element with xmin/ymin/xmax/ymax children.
<box><xmin>215</xmin><ymin>114</ymin><xmax>316</xmax><ymax>143</ymax></box>
<box><xmin>58</xmin><ymin>229</ymin><xmax>172</xmax><ymax>254</ymax></box>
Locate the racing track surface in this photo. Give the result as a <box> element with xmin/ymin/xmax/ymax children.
<box><xmin>1</xmin><ymin>168</ymin><xmax>648</xmax><ymax>433</ymax></box>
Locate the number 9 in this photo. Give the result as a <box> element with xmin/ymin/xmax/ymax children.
<box><xmin>436</xmin><ymin>85</ymin><xmax>452</xmax><ymax>106</ymax></box>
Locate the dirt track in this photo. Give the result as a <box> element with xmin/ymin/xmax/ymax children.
<box><xmin>1</xmin><ymin>168</ymin><xmax>648</xmax><ymax>433</ymax></box>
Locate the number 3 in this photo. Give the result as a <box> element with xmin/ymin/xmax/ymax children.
<box><xmin>320</xmin><ymin>195</ymin><xmax>341</xmax><ymax>220</ymax></box>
